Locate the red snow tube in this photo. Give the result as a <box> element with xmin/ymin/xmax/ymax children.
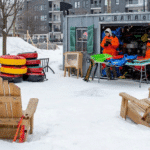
<box><xmin>18</xmin><ymin>52</ymin><xmax>38</xmax><ymax>59</ymax></box>
<box><xmin>0</xmin><ymin>55</ymin><xmax>26</xmax><ymax>65</ymax></box>
<box><xmin>26</xmin><ymin>73</ymin><xmax>44</xmax><ymax>76</ymax></box>
<box><xmin>0</xmin><ymin>73</ymin><xmax>23</xmax><ymax>83</ymax></box>
<box><xmin>107</xmin><ymin>55</ymin><xmax>124</xmax><ymax>60</ymax></box>
<box><xmin>24</xmin><ymin>72</ymin><xmax>45</xmax><ymax>82</ymax></box>
<box><xmin>26</xmin><ymin>59</ymin><xmax>41</xmax><ymax>65</ymax></box>
<box><xmin>27</xmin><ymin>66</ymin><xmax>43</xmax><ymax>73</ymax></box>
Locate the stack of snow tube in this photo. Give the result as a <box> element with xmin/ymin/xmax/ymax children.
<box><xmin>0</xmin><ymin>55</ymin><xmax>27</xmax><ymax>83</ymax></box>
<box><xmin>17</xmin><ymin>51</ymin><xmax>45</xmax><ymax>82</ymax></box>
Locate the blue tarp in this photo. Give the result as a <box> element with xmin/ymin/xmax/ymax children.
<box><xmin>106</xmin><ymin>54</ymin><xmax>138</xmax><ymax>67</ymax></box>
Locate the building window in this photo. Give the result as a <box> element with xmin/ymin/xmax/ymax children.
<box><xmin>91</xmin><ymin>0</ymin><xmax>93</xmax><ymax>4</ymax></box>
<box><xmin>105</xmin><ymin>0</ymin><xmax>107</xmax><ymax>5</ymax></box>
<box><xmin>76</xmin><ymin>27</ymin><xmax>88</xmax><ymax>52</ymax></box>
<box><xmin>75</xmin><ymin>2</ymin><xmax>77</xmax><ymax>8</ymax></box>
<box><xmin>41</xmin><ymin>15</ymin><xmax>47</xmax><ymax>21</ymax></box>
<box><xmin>115</xmin><ymin>10</ymin><xmax>119</xmax><ymax>13</ymax></box>
<box><xmin>40</xmin><ymin>4</ymin><xmax>46</xmax><ymax>11</ymax></box>
<box><xmin>78</xmin><ymin>2</ymin><xmax>80</xmax><ymax>8</ymax></box>
<box><xmin>116</xmin><ymin>0</ymin><xmax>119</xmax><ymax>5</ymax></box>
<box><xmin>129</xmin><ymin>0</ymin><xmax>138</xmax><ymax>4</ymax></box>
<box><xmin>34</xmin><ymin>6</ymin><xmax>39</xmax><ymax>11</ymax></box>
<box><xmin>86</xmin><ymin>1</ymin><xmax>89</xmax><ymax>7</ymax></box>
<box><xmin>75</xmin><ymin>1</ymin><xmax>81</xmax><ymax>8</ymax></box>
<box><xmin>83</xmin><ymin>1</ymin><xmax>85</xmax><ymax>7</ymax></box>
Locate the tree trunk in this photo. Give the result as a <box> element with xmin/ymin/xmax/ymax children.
<box><xmin>2</xmin><ymin>31</ymin><xmax>7</xmax><ymax>55</ymax></box>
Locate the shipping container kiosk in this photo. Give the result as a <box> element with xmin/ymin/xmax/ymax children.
<box><xmin>63</xmin><ymin>12</ymin><xmax>150</xmax><ymax>79</ymax></box>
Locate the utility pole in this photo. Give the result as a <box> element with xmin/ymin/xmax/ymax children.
<box><xmin>107</xmin><ymin>0</ymin><xmax>111</xmax><ymax>13</ymax></box>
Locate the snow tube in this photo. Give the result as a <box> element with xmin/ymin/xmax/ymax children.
<box><xmin>24</xmin><ymin>73</ymin><xmax>45</xmax><ymax>82</ymax></box>
<box><xmin>0</xmin><ymin>65</ymin><xmax>27</xmax><ymax>74</ymax></box>
<box><xmin>0</xmin><ymin>73</ymin><xmax>23</xmax><ymax>83</ymax></box>
<box><xmin>0</xmin><ymin>55</ymin><xmax>26</xmax><ymax>65</ymax></box>
<box><xmin>27</xmin><ymin>66</ymin><xmax>43</xmax><ymax>73</ymax></box>
<box><xmin>90</xmin><ymin>54</ymin><xmax>112</xmax><ymax>62</ymax></box>
<box><xmin>26</xmin><ymin>59</ymin><xmax>41</xmax><ymax>65</ymax></box>
<box><xmin>17</xmin><ymin>51</ymin><xmax>38</xmax><ymax>59</ymax></box>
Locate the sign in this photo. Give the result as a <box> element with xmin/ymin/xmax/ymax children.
<box><xmin>99</xmin><ymin>14</ymin><xmax>150</xmax><ymax>22</ymax></box>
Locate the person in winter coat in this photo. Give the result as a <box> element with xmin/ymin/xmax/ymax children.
<box><xmin>145</xmin><ymin>35</ymin><xmax>150</xmax><ymax>58</ymax></box>
<box><xmin>100</xmin><ymin>28</ymin><xmax>120</xmax><ymax>79</ymax></box>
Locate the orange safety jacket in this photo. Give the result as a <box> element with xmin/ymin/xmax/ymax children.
<box><xmin>145</xmin><ymin>42</ymin><xmax>150</xmax><ymax>58</ymax></box>
<box><xmin>100</xmin><ymin>36</ymin><xmax>119</xmax><ymax>56</ymax></box>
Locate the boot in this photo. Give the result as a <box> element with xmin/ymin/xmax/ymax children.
<box><xmin>105</xmin><ymin>66</ymin><xmax>111</xmax><ymax>79</ymax></box>
<box><xmin>112</xmin><ymin>67</ymin><xmax>117</xmax><ymax>79</ymax></box>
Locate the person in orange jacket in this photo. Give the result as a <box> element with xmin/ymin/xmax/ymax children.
<box><xmin>145</xmin><ymin>36</ymin><xmax>150</xmax><ymax>58</ymax></box>
<box><xmin>100</xmin><ymin>28</ymin><xmax>120</xmax><ymax>79</ymax></box>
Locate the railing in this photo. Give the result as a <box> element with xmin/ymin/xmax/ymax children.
<box><xmin>39</xmin><ymin>58</ymin><xmax>55</xmax><ymax>74</ymax></box>
<box><xmin>54</xmin><ymin>8</ymin><xmax>60</xmax><ymax>11</ymax></box>
<box><xmin>126</xmin><ymin>0</ymin><xmax>138</xmax><ymax>4</ymax></box>
<box><xmin>54</xmin><ymin>28</ymin><xmax>61</xmax><ymax>32</ymax></box>
<box><xmin>91</xmin><ymin>3</ymin><xmax>101</xmax><ymax>8</ymax></box>
<box><xmin>53</xmin><ymin>19</ymin><xmax>61</xmax><ymax>22</ymax></box>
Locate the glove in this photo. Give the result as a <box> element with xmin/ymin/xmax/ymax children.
<box><xmin>104</xmin><ymin>42</ymin><xmax>109</xmax><ymax>46</ymax></box>
<box><xmin>104</xmin><ymin>41</ymin><xmax>111</xmax><ymax>46</ymax></box>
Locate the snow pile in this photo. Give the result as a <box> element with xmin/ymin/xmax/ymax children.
<box><xmin>0</xmin><ymin>37</ymin><xmax>150</xmax><ymax>150</ymax></box>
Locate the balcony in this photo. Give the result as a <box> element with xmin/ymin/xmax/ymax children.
<box><xmin>91</xmin><ymin>3</ymin><xmax>101</xmax><ymax>9</ymax></box>
<box><xmin>126</xmin><ymin>0</ymin><xmax>147</xmax><ymax>7</ymax></box>
<box><xmin>49</xmin><ymin>7</ymin><xmax>61</xmax><ymax>12</ymax></box>
<box><xmin>54</xmin><ymin>28</ymin><xmax>61</xmax><ymax>32</ymax></box>
<box><xmin>53</xmin><ymin>19</ymin><xmax>61</xmax><ymax>23</ymax></box>
<box><xmin>54</xmin><ymin>8</ymin><xmax>60</xmax><ymax>11</ymax></box>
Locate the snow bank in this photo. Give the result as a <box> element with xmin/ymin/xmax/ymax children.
<box><xmin>0</xmin><ymin>37</ymin><xmax>150</xmax><ymax>150</ymax></box>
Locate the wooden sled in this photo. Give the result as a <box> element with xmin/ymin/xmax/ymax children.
<box><xmin>119</xmin><ymin>88</ymin><xmax>150</xmax><ymax>127</ymax></box>
<box><xmin>0</xmin><ymin>77</ymin><xmax>38</xmax><ymax>142</ymax></box>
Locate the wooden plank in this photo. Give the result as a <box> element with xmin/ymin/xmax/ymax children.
<box><xmin>12</xmin><ymin>99</ymin><xmax>23</xmax><ymax>118</ymax></box>
<box><xmin>30</xmin><ymin>116</ymin><xmax>34</xmax><ymax>134</ymax></box>
<box><xmin>23</xmin><ymin>98</ymin><xmax>38</xmax><ymax>119</ymax></box>
<box><xmin>148</xmin><ymin>88</ymin><xmax>150</xmax><ymax>98</ymax></box>
<box><xmin>120</xmin><ymin>97</ymin><xmax>128</xmax><ymax>119</ymax></box>
<box><xmin>0</xmin><ymin>102</ymin><xmax>7</xmax><ymax>118</ymax></box>
<box><xmin>0</xmin><ymin>118</ymin><xmax>30</xmax><ymax>126</ymax></box>
<box><xmin>0</xmin><ymin>128</ymin><xmax>18</xmax><ymax>139</ymax></box>
<box><xmin>119</xmin><ymin>92</ymin><xmax>149</xmax><ymax>110</ymax></box>
<box><xmin>9</xmin><ymin>83</ymin><xmax>21</xmax><ymax>96</ymax></box>
<box><xmin>127</xmin><ymin>103</ymin><xmax>150</xmax><ymax>127</ymax></box>
<box><xmin>142</xmin><ymin>98</ymin><xmax>150</xmax><ymax>105</ymax></box>
<box><xmin>3</xmin><ymin>80</ymin><xmax>10</xmax><ymax>96</ymax></box>
<box><xmin>0</xmin><ymin>97</ymin><xmax>21</xmax><ymax>103</ymax></box>
<box><xmin>0</xmin><ymin>77</ymin><xmax>4</xmax><ymax>96</ymax></box>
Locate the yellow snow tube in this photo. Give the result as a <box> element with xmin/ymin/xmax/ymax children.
<box><xmin>0</xmin><ymin>65</ymin><xmax>27</xmax><ymax>75</ymax></box>
<box><xmin>0</xmin><ymin>55</ymin><xmax>26</xmax><ymax>65</ymax></box>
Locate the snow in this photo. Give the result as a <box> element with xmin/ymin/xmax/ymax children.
<box><xmin>0</xmin><ymin>37</ymin><xmax>150</xmax><ymax>150</ymax></box>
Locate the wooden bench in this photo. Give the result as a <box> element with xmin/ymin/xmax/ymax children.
<box><xmin>119</xmin><ymin>88</ymin><xmax>150</xmax><ymax>127</ymax></box>
<box><xmin>0</xmin><ymin>77</ymin><xmax>38</xmax><ymax>142</ymax></box>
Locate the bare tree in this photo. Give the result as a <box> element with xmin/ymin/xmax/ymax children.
<box><xmin>0</xmin><ymin>0</ymin><xmax>24</xmax><ymax>55</ymax></box>
<box><xmin>16</xmin><ymin>4</ymin><xmax>44</xmax><ymax>38</ymax></box>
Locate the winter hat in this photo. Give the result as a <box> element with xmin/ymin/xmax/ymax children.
<box><xmin>105</xmin><ymin>28</ymin><xmax>112</xmax><ymax>36</ymax></box>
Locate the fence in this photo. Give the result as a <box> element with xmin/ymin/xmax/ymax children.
<box><xmin>39</xmin><ymin>58</ymin><xmax>55</xmax><ymax>74</ymax></box>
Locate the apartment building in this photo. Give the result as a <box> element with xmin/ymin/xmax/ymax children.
<box><xmin>16</xmin><ymin>0</ymin><xmax>62</xmax><ymax>42</ymax></box>
<box><xmin>14</xmin><ymin>0</ymin><xmax>150</xmax><ymax>42</ymax></box>
<box><xmin>63</xmin><ymin>0</ymin><xmax>150</xmax><ymax>14</ymax></box>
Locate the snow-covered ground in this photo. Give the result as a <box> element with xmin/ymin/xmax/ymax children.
<box><xmin>0</xmin><ymin>37</ymin><xmax>150</xmax><ymax>150</ymax></box>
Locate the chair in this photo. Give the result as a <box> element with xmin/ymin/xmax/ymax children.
<box><xmin>119</xmin><ymin>88</ymin><xmax>150</xmax><ymax>127</ymax></box>
<box><xmin>0</xmin><ymin>77</ymin><xmax>38</xmax><ymax>142</ymax></box>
